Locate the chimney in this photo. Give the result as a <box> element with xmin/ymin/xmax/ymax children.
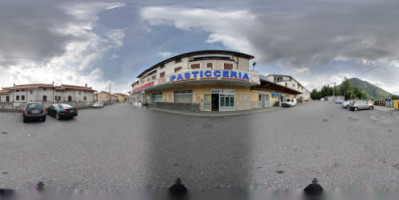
<box><xmin>13</xmin><ymin>83</ymin><xmax>15</xmax><ymax>86</ymax></box>
<box><xmin>85</xmin><ymin>83</ymin><xmax>87</xmax><ymax>87</ymax></box>
<box><xmin>52</xmin><ymin>81</ymin><xmax>54</xmax><ymax>85</ymax></box>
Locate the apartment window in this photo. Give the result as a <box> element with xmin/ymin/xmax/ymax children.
<box><xmin>6</xmin><ymin>96</ymin><xmax>9</xmax><ymax>102</ymax></box>
<box><xmin>21</xmin><ymin>95</ymin><xmax>25</xmax><ymax>101</ymax></box>
<box><xmin>59</xmin><ymin>96</ymin><xmax>62</xmax><ymax>101</ymax></box>
<box><xmin>276</xmin><ymin>78</ymin><xmax>283</xmax><ymax>82</ymax></box>
<box><xmin>43</xmin><ymin>88</ymin><xmax>46</xmax><ymax>91</ymax></box>
<box><xmin>175</xmin><ymin>58</ymin><xmax>182</xmax><ymax>63</ymax></box>
<box><xmin>224</xmin><ymin>63</ymin><xmax>233</xmax><ymax>70</ymax></box>
<box><xmin>16</xmin><ymin>90</ymin><xmax>19</xmax><ymax>92</ymax></box>
<box><xmin>160</xmin><ymin>72</ymin><xmax>165</xmax><ymax>78</ymax></box>
<box><xmin>160</xmin><ymin>65</ymin><xmax>165</xmax><ymax>69</ymax></box>
<box><xmin>43</xmin><ymin>95</ymin><xmax>47</xmax><ymax>102</ymax></box>
<box><xmin>191</xmin><ymin>64</ymin><xmax>200</xmax><ymax>69</ymax></box>
<box><xmin>21</xmin><ymin>89</ymin><xmax>24</xmax><ymax>91</ymax></box>
<box><xmin>84</xmin><ymin>96</ymin><xmax>87</xmax><ymax>101</ymax></box>
<box><xmin>175</xmin><ymin>67</ymin><xmax>182</xmax><ymax>73</ymax></box>
<box><xmin>16</xmin><ymin>95</ymin><xmax>19</xmax><ymax>101</ymax></box>
<box><xmin>152</xmin><ymin>75</ymin><xmax>156</xmax><ymax>80</ymax></box>
<box><xmin>207</xmin><ymin>63</ymin><xmax>213</xmax><ymax>69</ymax></box>
<box><xmin>68</xmin><ymin>96</ymin><xmax>72</xmax><ymax>102</ymax></box>
<box><xmin>30</xmin><ymin>90</ymin><xmax>33</xmax><ymax>94</ymax></box>
<box><xmin>147</xmin><ymin>78</ymin><xmax>150</xmax><ymax>82</ymax></box>
<box><xmin>174</xmin><ymin>90</ymin><xmax>193</xmax><ymax>103</ymax></box>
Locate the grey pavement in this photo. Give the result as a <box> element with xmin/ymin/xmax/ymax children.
<box><xmin>0</xmin><ymin>102</ymin><xmax>399</xmax><ymax>191</ymax></box>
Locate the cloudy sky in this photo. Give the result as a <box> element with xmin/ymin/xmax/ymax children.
<box><xmin>1</xmin><ymin>0</ymin><xmax>399</xmax><ymax>94</ymax></box>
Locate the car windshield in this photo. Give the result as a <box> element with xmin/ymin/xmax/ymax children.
<box><xmin>27</xmin><ymin>104</ymin><xmax>42</xmax><ymax>109</ymax></box>
<box><xmin>2</xmin><ymin>1</ymin><xmax>399</xmax><ymax>199</ymax></box>
<box><xmin>58</xmin><ymin>104</ymin><xmax>72</xmax><ymax>109</ymax></box>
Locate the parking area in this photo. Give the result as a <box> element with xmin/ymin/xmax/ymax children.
<box><xmin>0</xmin><ymin>102</ymin><xmax>399</xmax><ymax>190</ymax></box>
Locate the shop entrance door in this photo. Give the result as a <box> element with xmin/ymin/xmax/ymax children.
<box><xmin>211</xmin><ymin>94</ymin><xmax>219</xmax><ymax>111</ymax></box>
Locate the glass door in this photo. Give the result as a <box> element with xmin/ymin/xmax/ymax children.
<box><xmin>204</xmin><ymin>94</ymin><xmax>211</xmax><ymax>111</ymax></box>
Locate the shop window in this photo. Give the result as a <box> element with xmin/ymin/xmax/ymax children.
<box><xmin>207</xmin><ymin>63</ymin><xmax>213</xmax><ymax>69</ymax></box>
<box><xmin>191</xmin><ymin>64</ymin><xmax>200</xmax><ymax>69</ymax></box>
<box><xmin>43</xmin><ymin>88</ymin><xmax>46</xmax><ymax>91</ymax></box>
<box><xmin>175</xmin><ymin>58</ymin><xmax>182</xmax><ymax>63</ymax></box>
<box><xmin>43</xmin><ymin>95</ymin><xmax>47</xmax><ymax>102</ymax></box>
<box><xmin>152</xmin><ymin>75</ymin><xmax>156</xmax><ymax>80</ymax></box>
<box><xmin>68</xmin><ymin>96</ymin><xmax>72</xmax><ymax>102</ymax></box>
<box><xmin>21</xmin><ymin>95</ymin><xmax>25</xmax><ymax>101</ymax></box>
<box><xmin>174</xmin><ymin>90</ymin><xmax>193</xmax><ymax>103</ymax></box>
<box><xmin>175</xmin><ymin>67</ymin><xmax>182</xmax><ymax>73</ymax></box>
<box><xmin>16</xmin><ymin>95</ymin><xmax>20</xmax><ymax>101</ymax></box>
<box><xmin>224</xmin><ymin>63</ymin><xmax>233</xmax><ymax>70</ymax></box>
<box><xmin>160</xmin><ymin>72</ymin><xmax>165</xmax><ymax>78</ymax></box>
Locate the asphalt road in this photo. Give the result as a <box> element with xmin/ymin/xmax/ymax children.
<box><xmin>0</xmin><ymin>102</ymin><xmax>399</xmax><ymax>191</ymax></box>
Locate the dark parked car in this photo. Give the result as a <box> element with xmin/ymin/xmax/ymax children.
<box><xmin>46</xmin><ymin>104</ymin><xmax>78</xmax><ymax>120</ymax></box>
<box><xmin>23</xmin><ymin>102</ymin><xmax>46</xmax><ymax>123</ymax></box>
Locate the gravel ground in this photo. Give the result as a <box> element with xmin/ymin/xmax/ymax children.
<box><xmin>0</xmin><ymin>102</ymin><xmax>398</xmax><ymax>191</ymax></box>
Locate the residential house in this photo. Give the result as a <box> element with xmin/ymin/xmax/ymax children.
<box><xmin>113</xmin><ymin>93</ymin><xmax>129</xmax><ymax>103</ymax></box>
<box><xmin>265</xmin><ymin>74</ymin><xmax>310</xmax><ymax>102</ymax></box>
<box><xmin>0</xmin><ymin>83</ymin><xmax>96</xmax><ymax>103</ymax></box>
<box><xmin>97</xmin><ymin>91</ymin><xmax>111</xmax><ymax>102</ymax></box>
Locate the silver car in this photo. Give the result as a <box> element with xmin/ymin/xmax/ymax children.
<box><xmin>342</xmin><ymin>100</ymin><xmax>352</xmax><ymax>109</ymax></box>
<box><xmin>348</xmin><ymin>100</ymin><xmax>373</xmax><ymax>111</ymax></box>
<box><xmin>93</xmin><ymin>102</ymin><xmax>104</xmax><ymax>108</ymax></box>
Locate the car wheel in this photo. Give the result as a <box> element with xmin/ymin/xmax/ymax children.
<box><xmin>354</xmin><ymin>107</ymin><xmax>358</xmax><ymax>111</ymax></box>
<box><xmin>42</xmin><ymin>117</ymin><xmax>46</xmax><ymax>122</ymax></box>
<box><xmin>370</xmin><ymin>106</ymin><xmax>373</xmax><ymax>110</ymax></box>
<box><xmin>56</xmin><ymin>113</ymin><xmax>60</xmax><ymax>120</ymax></box>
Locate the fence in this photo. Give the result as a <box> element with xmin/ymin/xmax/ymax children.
<box><xmin>0</xmin><ymin>101</ymin><xmax>96</xmax><ymax>112</ymax></box>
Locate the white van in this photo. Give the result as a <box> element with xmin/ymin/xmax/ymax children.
<box><xmin>282</xmin><ymin>98</ymin><xmax>297</xmax><ymax>107</ymax></box>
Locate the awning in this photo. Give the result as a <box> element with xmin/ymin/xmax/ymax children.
<box><xmin>251</xmin><ymin>79</ymin><xmax>301</xmax><ymax>95</ymax></box>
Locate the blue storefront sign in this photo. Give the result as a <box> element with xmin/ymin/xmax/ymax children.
<box><xmin>272</xmin><ymin>93</ymin><xmax>280</xmax><ymax>97</ymax></box>
<box><xmin>170</xmin><ymin>70</ymin><xmax>250</xmax><ymax>82</ymax></box>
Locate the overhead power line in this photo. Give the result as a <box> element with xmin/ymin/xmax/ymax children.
<box><xmin>358</xmin><ymin>57</ymin><xmax>399</xmax><ymax>76</ymax></box>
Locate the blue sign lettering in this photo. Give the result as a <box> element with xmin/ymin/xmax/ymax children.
<box><xmin>214</xmin><ymin>70</ymin><xmax>221</xmax><ymax>77</ymax></box>
<box><xmin>230</xmin><ymin>71</ymin><xmax>238</xmax><ymax>78</ymax></box>
<box><xmin>177</xmin><ymin>74</ymin><xmax>183</xmax><ymax>80</ymax></box>
<box><xmin>170</xmin><ymin>75</ymin><xmax>176</xmax><ymax>81</ymax></box>
<box><xmin>184</xmin><ymin>72</ymin><xmax>190</xmax><ymax>79</ymax></box>
<box><xmin>242</xmin><ymin>73</ymin><xmax>249</xmax><ymax>80</ymax></box>
<box><xmin>192</xmin><ymin>71</ymin><xmax>199</xmax><ymax>78</ymax></box>
<box><xmin>204</xmin><ymin>70</ymin><xmax>212</xmax><ymax>77</ymax></box>
<box><xmin>222</xmin><ymin>70</ymin><xmax>229</xmax><ymax>77</ymax></box>
<box><xmin>200</xmin><ymin>71</ymin><xmax>204</xmax><ymax>77</ymax></box>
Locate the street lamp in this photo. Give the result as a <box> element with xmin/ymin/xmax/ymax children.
<box><xmin>253</xmin><ymin>62</ymin><xmax>257</xmax><ymax>71</ymax></box>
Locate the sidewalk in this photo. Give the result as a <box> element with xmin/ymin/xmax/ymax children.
<box><xmin>374</xmin><ymin>105</ymin><xmax>397</xmax><ymax>112</ymax></box>
<box><xmin>147</xmin><ymin>106</ymin><xmax>282</xmax><ymax>117</ymax></box>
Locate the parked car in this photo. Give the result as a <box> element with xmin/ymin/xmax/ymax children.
<box><xmin>23</xmin><ymin>102</ymin><xmax>46</xmax><ymax>123</ymax></box>
<box><xmin>93</xmin><ymin>102</ymin><xmax>104</xmax><ymax>108</ymax></box>
<box><xmin>342</xmin><ymin>100</ymin><xmax>351</xmax><ymax>109</ymax></box>
<box><xmin>46</xmin><ymin>104</ymin><xmax>78</xmax><ymax>120</ymax></box>
<box><xmin>335</xmin><ymin>99</ymin><xmax>344</xmax><ymax>104</ymax></box>
<box><xmin>348</xmin><ymin>100</ymin><xmax>373</xmax><ymax>111</ymax></box>
<box><xmin>282</xmin><ymin>98</ymin><xmax>297</xmax><ymax>107</ymax></box>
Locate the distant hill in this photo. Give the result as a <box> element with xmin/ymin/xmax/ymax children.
<box><xmin>338</xmin><ymin>78</ymin><xmax>393</xmax><ymax>100</ymax></box>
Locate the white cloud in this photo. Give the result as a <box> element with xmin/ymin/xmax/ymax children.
<box><xmin>0</xmin><ymin>2</ymin><xmax>127</xmax><ymax>94</ymax></box>
<box><xmin>142</xmin><ymin>7</ymin><xmax>257</xmax><ymax>54</ymax></box>
<box><xmin>158</xmin><ymin>51</ymin><xmax>172</xmax><ymax>58</ymax></box>
<box><xmin>294</xmin><ymin>67</ymin><xmax>311</xmax><ymax>75</ymax></box>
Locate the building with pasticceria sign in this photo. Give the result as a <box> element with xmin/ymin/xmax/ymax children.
<box><xmin>130</xmin><ymin>50</ymin><xmax>301</xmax><ymax>112</ymax></box>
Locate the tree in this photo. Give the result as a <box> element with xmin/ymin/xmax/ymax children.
<box><xmin>353</xmin><ymin>87</ymin><xmax>367</xmax><ymax>99</ymax></box>
<box><xmin>310</xmin><ymin>89</ymin><xmax>321</xmax><ymax>100</ymax></box>
<box><xmin>339</xmin><ymin>78</ymin><xmax>352</xmax><ymax>100</ymax></box>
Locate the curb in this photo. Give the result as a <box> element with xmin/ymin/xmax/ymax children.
<box><xmin>146</xmin><ymin>107</ymin><xmax>281</xmax><ymax>117</ymax></box>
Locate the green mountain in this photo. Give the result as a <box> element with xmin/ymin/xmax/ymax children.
<box><xmin>338</xmin><ymin>77</ymin><xmax>393</xmax><ymax>100</ymax></box>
